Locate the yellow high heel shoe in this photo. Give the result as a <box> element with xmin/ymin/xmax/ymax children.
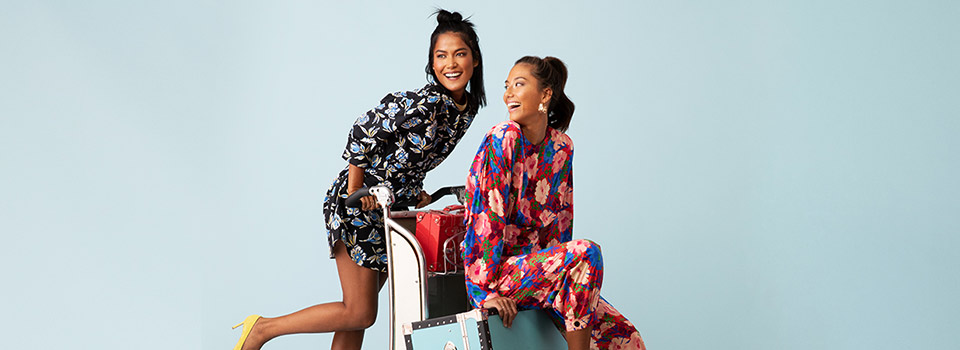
<box><xmin>232</xmin><ymin>315</ymin><xmax>262</xmax><ymax>350</ymax></box>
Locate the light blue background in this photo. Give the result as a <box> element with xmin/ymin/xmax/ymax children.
<box><xmin>2</xmin><ymin>1</ymin><xmax>958</xmax><ymax>349</ymax></box>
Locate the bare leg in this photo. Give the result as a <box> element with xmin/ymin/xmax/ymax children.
<box><xmin>331</xmin><ymin>258</ymin><xmax>388</xmax><ymax>350</ymax></box>
<box><xmin>564</xmin><ymin>326</ymin><xmax>593</xmax><ymax>350</ymax></box>
<box><xmin>240</xmin><ymin>241</ymin><xmax>385</xmax><ymax>350</ymax></box>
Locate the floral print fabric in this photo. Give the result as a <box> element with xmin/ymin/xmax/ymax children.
<box><xmin>324</xmin><ymin>83</ymin><xmax>477</xmax><ymax>271</ymax></box>
<box><xmin>463</xmin><ymin>121</ymin><xmax>645</xmax><ymax>349</ymax></box>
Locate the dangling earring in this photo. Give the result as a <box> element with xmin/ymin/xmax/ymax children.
<box><xmin>538</xmin><ymin>103</ymin><xmax>547</xmax><ymax>114</ymax></box>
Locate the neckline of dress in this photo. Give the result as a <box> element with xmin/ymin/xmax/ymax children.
<box><xmin>432</xmin><ymin>83</ymin><xmax>471</xmax><ymax>113</ymax></box>
<box><xmin>453</xmin><ymin>98</ymin><xmax>468</xmax><ymax>111</ymax></box>
<box><xmin>522</xmin><ymin>126</ymin><xmax>553</xmax><ymax>151</ymax></box>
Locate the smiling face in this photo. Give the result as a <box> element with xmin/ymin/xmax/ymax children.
<box><xmin>431</xmin><ymin>32</ymin><xmax>477</xmax><ymax>103</ymax></box>
<box><xmin>503</xmin><ymin>63</ymin><xmax>551</xmax><ymax>126</ymax></box>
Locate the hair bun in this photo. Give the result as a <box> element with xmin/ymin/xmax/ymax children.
<box><xmin>436</xmin><ymin>9</ymin><xmax>463</xmax><ymax>23</ymax></box>
<box><xmin>543</xmin><ymin>56</ymin><xmax>569</xmax><ymax>90</ymax></box>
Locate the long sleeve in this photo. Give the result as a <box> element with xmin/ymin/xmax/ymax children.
<box><xmin>561</xmin><ymin>166</ymin><xmax>573</xmax><ymax>243</ymax></box>
<box><xmin>342</xmin><ymin>94</ymin><xmax>407</xmax><ymax>169</ymax></box>
<box><xmin>543</xmin><ymin>137</ymin><xmax>574</xmax><ymax>247</ymax></box>
<box><xmin>463</xmin><ymin>122</ymin><xmax>523</xmax><ymax>308</ymax></box>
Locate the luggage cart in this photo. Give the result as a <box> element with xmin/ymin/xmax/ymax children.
<box><xmin>346</xmin><ymin>186</ymin><xmax>566</xmax><ymax>350</ymax></box>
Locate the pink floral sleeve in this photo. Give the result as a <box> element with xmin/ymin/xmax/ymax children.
<box><xmin>463</xmin><ymin>122</ymin><xmax>523</xmax><ymax>308</ymax></box>
<box><xmin>541</xmin><ymin>138</ymin><xmax>573</xmax><ymax>248</ymax></box>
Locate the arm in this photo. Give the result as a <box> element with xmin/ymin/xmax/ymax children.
<box><xmin>558</xmin><ymin>145</ymin><xmax>574</xmax><ymax>243</ymax></box>
<box><xmin>463</xmin><ymin>123</ymin><xmax>522</xmax><ymax>308</ymax></box>
<box><xmin>341</xmin><ymin>94</ymin><xmax>412</xmax><ymax>169</ymax></box>
<box><xmin>543</xmin><ymin>136</ymin><xmax>574</xmax><ymax>247</ymax></box>
<box><xmin>340</xmin><ymin>96</ymin><xmax>401</xmax><ymax>211</ymax></box>
<box><xmin>346</xmin><ymin>164</ymin><xmax>377</xmax><ymax>211</ymax></box>
<box><xmin>347</xmin><ymin>163</ymin><xmax>365</xmax><ymax>193</ymax></box>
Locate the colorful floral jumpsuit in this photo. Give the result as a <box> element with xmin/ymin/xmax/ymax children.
<box><xmin>463</xmin><ymin>121</ymin><xmax>645</xmax><ymax>350</ymax></box>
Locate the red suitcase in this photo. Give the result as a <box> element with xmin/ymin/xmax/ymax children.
<box><xmin>415</xmin><ymin>205</ymin><xmax>466</xmax><ymax>273</ymax></box>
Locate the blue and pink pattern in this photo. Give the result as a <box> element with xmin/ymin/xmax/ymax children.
<box><xmin>463</xmin><ymin>121</ymin><xmax>645</xmax><ymax>349</ymax></box>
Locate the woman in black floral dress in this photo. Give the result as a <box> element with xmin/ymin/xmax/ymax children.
<box><xmin>232</xmin><ymin>10</ymin><xmax>485</xmax><ymax>350</ymax></box>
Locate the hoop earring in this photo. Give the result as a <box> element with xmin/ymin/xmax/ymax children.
<box><xmin>538</xmin><ymin>103</ymin><xmax>547</xmax><ymax>114</ymax></box>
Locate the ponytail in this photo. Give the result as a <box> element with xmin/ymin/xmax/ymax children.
<box><xmin>515</xmin><ymin>56</ymin><xmax>575</xmax><ymax>132</ymax></box>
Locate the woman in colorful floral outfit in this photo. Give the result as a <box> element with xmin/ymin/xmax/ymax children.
<box><xmin>463</xmin><ymin>56</ymin><xmax>645</xmax><ymax>350</ymax></box>
<box><xmin>232</xmin><ymin>10</ymin><xmax>485</xmax><ymax>350</ymax></box>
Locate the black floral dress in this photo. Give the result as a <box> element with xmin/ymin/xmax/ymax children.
<box><xmin>323</xmin><ymin>83</ymin><xmax>478</xmax><ymax>271</ymax></box>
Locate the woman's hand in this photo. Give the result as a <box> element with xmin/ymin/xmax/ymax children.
<box><xmin>347</xmin><ymin>164</ymin><xmax>378</xmax><ymax>211</ymax></box>
<box><xmin>414</xmin><ymin>190</ymin><xmax>432</xmax><ymax>209</ymax></box>
<box><xmin>347</xmin><ymin>188</ymin><xmax>378</xmax><ymax>211</ymax></box>
<box><xmin>485</xmin><ymin>297</ymin><xmax>518</xmax><ymax>328</ymax></box>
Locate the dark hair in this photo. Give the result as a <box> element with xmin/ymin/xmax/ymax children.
<box><xmin>425</xmin><ymin>9</ymin><xmax>486</xmax><ymax>107</ymax></box>
<box><xmin>515</xmin><ymin>56</ymin><xmax>575</xmax><ymax>132</ymax></box>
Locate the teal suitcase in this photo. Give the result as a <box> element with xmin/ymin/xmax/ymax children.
<box><xmin>403</xmin><ymin>308</ymin><xmax>567</xmax><ymax>350</ymax></box>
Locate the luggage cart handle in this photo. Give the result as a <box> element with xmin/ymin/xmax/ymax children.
<box><xmin>345</xmin><ymin>187</ymin><xmax>372</xmax><ymax>208</ymax></box>
<box><xmin>345</xmin><ymin>186</ymin><xmax>394</xmax><ymax>208</ymax></box>
<box><xmin>346</xmin><ymin>186</ymin><xmax>465</xmax><ymax>208</ymax></box>
<box><xmin>426</xmin><ymin>186</ymin><xmax>466</xmax><ymax>206</ymax></box>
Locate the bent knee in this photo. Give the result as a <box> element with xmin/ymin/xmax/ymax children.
<box><xmin>572</xmin><ymin>239</ymin><xmax>601</xmax><ymax>254</ymax></box>
<box><xmin>340</xmin><ymin>306</ymin><xmax>378</xmax><ymax>330</ymax></box>
<box><xmin>570</xmin><ymin>239</ymin><xmax>602</xmax><ymax>264</ymax></box>
<box><xmin>355</xmin><ymin>313</ymin><xmax>377</xmax><ymax>329</ymax></box>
